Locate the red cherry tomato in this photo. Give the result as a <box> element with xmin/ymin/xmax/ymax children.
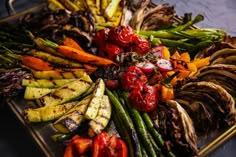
<box><xmin>129</xmin><ymin>84</ymin><xmax>159</xmax><ymax>112</ymax></box>
<box><xmin>105</xmin><ymin>79</ymin><xmax>120</xmax><ymax>90</ymax></box>
<box><xmin>121</xmin><ymin>66</ymin><xmax>148</xmax><ymax>91</ymax></box>
<box><xmin>103</xmin><ymin>42</ymin><xmax>123</xmax><ymax>60</ymax></box>
<box><xmin>94</xmin><ymin>28</ymin><xmax>110</xmax><ymax>57</ymax></box>
<box><xmin>108</xmin><ymin>25</ymin><xmax>135</xmax><ymax>47</ymax></box>
<box><xmin>127</xmin><ymin>36</ymin><xmax>150</xmax><ymax>55</ymax></box>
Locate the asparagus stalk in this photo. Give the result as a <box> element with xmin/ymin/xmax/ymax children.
<box><xmin>171</xmin><ymin>14</ymin><xmax>204</xmax><ymax>31</ymax></box>
<box><xmin>105</xmin><ymin>89</ymin><xmax>142</xmax><ymax>157</ymax></box>
<box><xmin>142</xmin><ymin>112</ymin><xmax>176</xmax><ymax>157</ymax></box>
<box><xmin>122</xmin><ymin>92</ymin><xmax>159</xmax><ymax>157</ymax></box>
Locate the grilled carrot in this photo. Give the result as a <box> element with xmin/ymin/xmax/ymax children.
<box><xmin>57</xmin><ymin>45</ymin><xmax>116</xmax><ymax>66</ymax></box>
<box><xmin>63</xmin><ymin>37</ymin><xmax>99</xmax><ymax>70</ymax></box>
<box><xmin>21</xmin><ymin>56</ymin><xmax>54</xmax><ymax>71</ymax></box>
<box><xmin>63</xmin><ymin>37</ymin><xmax>84</xmax><ymax>51</ymax></box>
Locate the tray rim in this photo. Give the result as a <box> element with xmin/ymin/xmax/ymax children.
<box><xmin>1</xmin><ymin>1</ymin><xmax>235</xmax><ymax>157</ymax></box>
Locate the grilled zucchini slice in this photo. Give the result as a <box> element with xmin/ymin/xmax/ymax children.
<box><xmin>32</xmin><ymin>69</ymin><xmax>92</xmax><ymax>81</ymax></box>
<box><xmin>53</xmin><ymin>95</ymin><xmax>92</xmax><ymax>133</ymax></box>
<box><xmin>24</xmin><ymin>87</ymin><xmax>55</xmax><ymax>100</ymax></box>
<box><xmin>24</xmin><ymin>101</ymin><xmax>77</xmax><ymax>122</ymax></box>
<box><xmin>22</xmin><ymin>78</ymin><xmax>76</xmax><ymax>88</ymax></box>
<box><xmin>88</xmin><ymin>95</ymin><xmax>112</xmax><ymax>137</ymax></box>
<box><xmin>41</xmin><ymin>79</ymin><xmax>91</xmax><ymax>106</ymax></box>
<box><xmin>84</xmin><ymin>78</ymin><xmax>105</xmax><ymax>119</ymax></box>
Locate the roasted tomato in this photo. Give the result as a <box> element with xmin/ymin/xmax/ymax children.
<box><xmin>129</xmin><ymin>84</ymin><xmax>159</xmax><ymax>112</ymax></box>
<box><xmin>94</xmin><ymin>28</ymin><xmax>110</xmax><ymax>57</ymax></box>
<box><xmin>121</xmin><ymin>66</ymin><xmax>148</xmax><ymax>91</ymax></box>
<box><xmin>92</xmin><ymin>132</ymin><xmax>128</xmax><ymax>157</ymax></box>
<box><xmin>103</xmin><ymin>42</ymin><xmax>123</xmax><ymax>60</ymax></box>
<box><xmin>108</xmin><ymin>25</ymin><xmax>135</xmax><ymax>47</ymax></box>
<box><xmin>126</xmin><ymin>36</ymin><xmax>150</xmax><ymax>55</ymax></box>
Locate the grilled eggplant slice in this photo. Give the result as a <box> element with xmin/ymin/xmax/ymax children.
<box><xmin>175</xmin><ymin>81</ymin><xmax>236</xmax><ymax>134</ymax></box>
<box><xmin>53</xmin><ymin>95</ymin><xmax>92</xmax><ymax>133</ymax></box>
<box><xmin>40</xmin><ymin>79</ymin><xmax>91</xmax><ymax>106</ymax></box>
<box><xmin>24</xmin><ymin>101</ymin><xmax>77</xmax><ymax>122</ymax></box>
<box><xmin>151</xmin><ymin>100</ymin><xmax>198</xmax><ymax>156</ymax></box>
<box><xmin>194</xmin><ymin>64</ymin><xmax>236</xmax><ymax>98</ymax></box>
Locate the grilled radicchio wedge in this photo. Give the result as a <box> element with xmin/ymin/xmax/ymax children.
<box><xmin>175</xmin><ymin>81</ymin><xmax>236</xmax><ymax>134</ymax></box>
<box><xmin>150</xmin><ymin>100</ymin><xmax>198</xmax><ymax>156</ymax></box>
<box><xmin>195</xmin><ymin>64</ymin><xmax>236</xmax><ymax>98</ymax></box>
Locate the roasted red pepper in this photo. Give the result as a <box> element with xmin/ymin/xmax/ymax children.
<box><xmin>92</xmin><ymin>132</ymin><xmax>128</xmax><ymax>157</ymax></box>
<box><xmin>64</xmin><ymin>135</ymin><xmax>92</xmax><ymax>157</ymax></box>
<box><xmin>129</xmin><ymin>84</ymin><xmax>159</xmax><ymax>112</ymax></box>
<box><xmin>121</xmin><ymin>66</ymin><xmax>148</xmax><ymax>91</ymax></box>
<box><xmin>108</xmin><ymin>25</ymin><xmax>135</xmax><ymax>47</ymax></box>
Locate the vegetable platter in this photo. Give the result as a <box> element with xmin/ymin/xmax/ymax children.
<box><xmin>0</xmin><ymin>0</ymin><xmax>236</xmax><ymax>157</ymax></box>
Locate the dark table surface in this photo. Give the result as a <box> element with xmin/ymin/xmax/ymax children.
<box><xmin>0</xmin><ymin>0</ymin><xmax>236</xmax><ymax>157</ymax></box>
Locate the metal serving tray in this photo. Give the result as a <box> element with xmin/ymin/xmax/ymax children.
<box><xmin>1</xmin><ymin>2</ymin><xmax>236</xmax><ymax>157</ymax></box>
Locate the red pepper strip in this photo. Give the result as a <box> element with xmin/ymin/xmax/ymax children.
<box><xmin>92</xmin><ymin>132</ymin><xmax>110</xmax><ymax>157</ymax></box>
<box><xmin>64</xmin><ymin>143</ymin><xmax>74</xmax><ymax>157</ymax></box>
<box><xmin>64</xmin><ymin>135</ymin><xmax>92</xmax><ymax>157</ymax></box>
<box><xmin>104</xmin><ymin>135</ymin><xmax>128</xmax><ymax>157</ymax></box>
<box><xmin>92</xmin><ymin>132</ymin><xmax>128</xmax><ymax>157</ymax></box>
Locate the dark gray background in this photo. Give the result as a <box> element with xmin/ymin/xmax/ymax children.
<box><xmin>0</xmin><ymin>0</ymin><xmax>236</xmax><ymax>157</ymax></box>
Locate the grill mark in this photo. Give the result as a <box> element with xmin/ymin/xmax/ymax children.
<box><xmin>60</xmin><ymin>71</ymin><xmax>66</xmax><ymax>79</ymax></box>
<box><xmin>71</xmin><ymin>71</ymin><xmax>77</xmax><ymax>78</ymax></box>
<box><xmin>93</xmin><ymin>119</ymin><xmax>106</xmax><ymax>128</ymax></box>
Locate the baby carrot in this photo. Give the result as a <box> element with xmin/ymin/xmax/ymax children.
<box><xmin>57</xmin><ymin>45</ymin><xmax>117</xmax><ymax>66</ymax></box>
<box><xmin>21</xmin><ymin>56</ymin><xmax>53</xmax><ymax>71</ymax></box>
<box><xmin>63</xmin><ymin>37</ymin><xmax>84</xmax><ymax>51</ymax></box>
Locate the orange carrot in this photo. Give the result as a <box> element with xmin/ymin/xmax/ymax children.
<box><xmin>21</xmin><ymin>56</ymin><xmax>53</xmax><ymax>71</ymax></box>
<box><xmin>57</xmin><ymin>45</ymin><xmax>117</xmax><ymax>66</ymax></box>
<box><xmin>63</xmin><ymin>37</ymin><xmax>84</xmax><ymax>51</ymax></box>
<box><xmin>83</xmin><ymin>64</ymin><xmax>98</xmax><ymax>71</ymax></box>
